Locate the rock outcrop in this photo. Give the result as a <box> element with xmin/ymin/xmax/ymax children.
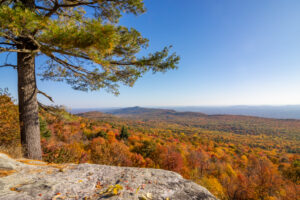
<box><xmin>0</xmin><ymin>153</ymin><xmax>217</xmax><ymax>200</ymax></box>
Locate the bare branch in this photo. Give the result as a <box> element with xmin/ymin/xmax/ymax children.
<box><xmin>0</xmin><ymin>42</ymin><xmax>15</xmax><ymax>46</ymax></box>
<box><xmin>44</xmin><ymin>4</ymin><xmax>59</xmax><ymax>17</ymax></box>
<box><xmin>0</xmin><ymin>47</ymin><xmax>39</xmax><ymax>53</ymax></box>
<box><xmin>38</xmin><ymin>101</ymin><xmax>57</xmax><ymax>115</ymax></box>
<box><xmin>35</xmin><ymin>6</ymin><xmax>52</xmax><ymax>11</ymax></box>
<box><xmin>38</xmin><ymin>101</ymin><xmax>46</xmax><ymax>109</ymax></box>
<box><xmin>1</xmin><ymin>33</ymin><xmax>21</xmax><ymax>45</ymax></box>
<box><xmin>5</xmin><ymin>52</ymin><xmax>12</xmax><ymax>64</ymax></box>
<box><xmin>37</xmin><ymin>90</ymin><xmax>54</xmax><ymax>102</ymax></box>
<box><xmin>41</xmin><ymin>0</ymin><xmax>99</xmax><ymax>18</ymax></box>
<box><xmin>0</xmin><ymin>63</ymin><xmax>17</xmax><ymax>69</ymax></box>
<box><xmin>59</xmin><ymin>1</ymin><xmax>96</xmax><ymax>8</ymax></box>
<box><xmin>27</xmin><ymin>35</ymin><xmax>41</xmax><ymax>49</ymax></box>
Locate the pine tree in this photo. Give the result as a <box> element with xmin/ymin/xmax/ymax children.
<box><xmin>0</xmin><ymin>0</ymin><xmax>179</xmax><ymax>159</ymax></box>
<box><xmin>119</xmin><ymin>126</ymin><xmax>129</xmax><ymax>140</ymax></box>
<box><xmin>39</xmin><ymin>117</ymin><xmax>51</xmax><ymax>139</ymax></box>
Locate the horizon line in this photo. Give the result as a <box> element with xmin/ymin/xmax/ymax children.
<box><xmin>66</xmin><ymin>104</ymin><xmax>300</xmax><ymax>110</ymax></box>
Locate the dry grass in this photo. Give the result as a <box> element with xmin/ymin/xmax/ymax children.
<box><xmin>17</xmin><ymin>159</ymin><xmax>47</xmax><ymax>166</ymax></box>
<box><xmin>0</xmin><ymin>144</ymin><xmax>22</xmax><ymax>159</ymax></box>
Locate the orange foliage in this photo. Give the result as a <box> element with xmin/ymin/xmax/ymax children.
<box><xmin>0</xmin><ymin>91</ymin><xmax>19</xmax><ymax>145</ymax></box>
<box><xmin>0</xmin><ymin>92</ymin><xmax>299</xmax><ymax>200</ymax></box>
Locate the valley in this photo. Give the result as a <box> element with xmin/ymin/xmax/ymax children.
<box><xmin>1</xmin><ymin>94</ymin><xmax>299</xmax><ymax>199</ymax></box>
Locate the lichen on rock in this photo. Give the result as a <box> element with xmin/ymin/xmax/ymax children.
<box><xmin>0</xmin><ymin>153</ymin><xmax>217</xmax><ymax>200</ymax></box>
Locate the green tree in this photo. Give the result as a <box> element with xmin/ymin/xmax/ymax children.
<box><xmin>283</xmin><ymin>160</ymin><xmax>300</xmax><ymax>184</ymax></box>
<box><xmin>39</xmin><ymin>117</ymin><xmax>51</xmax><ymax>139</ymax></box>
<box><xmin>119</xmin><ymin>126</ymin><xmax>129</xmax><ymax>140</ymax></box>
<box><xmin>0</xmin><ymin>0</ymin><xmax>179</xmax><ymax>159</ymax></box>
<box><xmin>132</xmin><ymin>140</ymin><xmax>156</xmax><ymax>159</ymax></box>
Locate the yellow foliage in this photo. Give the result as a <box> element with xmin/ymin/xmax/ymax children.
<box><xmin>200</xmin><ymin>177</ymin><xmax>225</xmax><ymax>200</ymax></box>
<box><xmin>215</xmin><ymin>147</ymin><xmax>224</xmax><ymax>157</ymax></box>
<box><xmin>225</xmin><ymin>163</ymin><xmax>236</xmax><ymax>177</ymax></box>
<box><xmin>0</xmin><ymin>94</ymin><xmax>19</xmax><ymax>145</ymax></box>
<box><xmin>265</xmin><ymin>197</ymin><xmax>276</xmax><ymax>200</ymax></box>
<box><xmin>241</xmin><ymin>155</ymin><xmax>248</xmax><ymax>163</ymax></box>
<box><xmin>80</xmin><ymin>123</ymin><xmax>86</xmax><ymax>128</ymax></box>
<box><xmin>107</xmin><ymin>131</ymin><xmax>117</xmax><ymax>143</ymax></box>
<box><xmin>99</xmin><ymin>184</ymin><xmax>123</xmax><ymax>197</ymax></box>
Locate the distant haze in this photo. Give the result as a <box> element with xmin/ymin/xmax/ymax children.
<box><xmin>70</xmin><ymin>105</ymin><xmax>300</xmax><ymax>120</ymax></box>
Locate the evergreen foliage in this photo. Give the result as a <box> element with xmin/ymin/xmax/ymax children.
<box><xmin>0</xmin><ymin>0</ymin><xmax>179</xmax><ymax>159</ymax></box>
<box><xmin>0</xmin><ymin>0</ymin><xmax>179</xmax><ymax>94</ymax></box>
<box><xmin>87</xmin><ymin>130</ymin><xmax>108</xmax><ymax>140</ymax></box>
<box><xmin>39</xmin><ymin>117</ymin><xmax>51</xmax><ymax>139</ymax></box>
<box><xmin>119</xmin><ymin>125</ymin><xmax>129</xmax><ymax>140</ymax></box>
<box><xmin>132</xmin><ymin>140</ymin><xmax>156</xmax><ymax>158</ymax></box>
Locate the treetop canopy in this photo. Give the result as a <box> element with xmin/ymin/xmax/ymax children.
<box><xmin>0</xmin><ymin>0</ymin><xmax>179</xmax><ymax>94</ymax></box>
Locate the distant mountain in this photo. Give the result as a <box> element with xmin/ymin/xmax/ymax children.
<box><xmin>169</xmin><ymin>105</ymin><xmax>300</xmax><ymax>119</ymax></box>
<box><xmin>77</xmin><ymin>107</ymin><xmax>300</xmax><ymax>140</ymax></box>
<box><xmin>76</xmin><ymin>111</ymin><xmax>117</xmax><ymax>121</ymax></box>
<box><xmin>70</xmin><ymin>105</ymin><xmax>300</xmax><ymax>120</ymax></box>
<box><xmin>69</xmin><ymin>108</ymin><xmax>117</xmax><ymax>114</ymax></box>
<box><xmin>109</xmin><ymin>106</ymin><xmax>176</xmax><ymax>115</ymax></box>
<box><xmin>108</xmin><ymin>106</ymin><xmax>207</xmax><ymax>119</ymax></box>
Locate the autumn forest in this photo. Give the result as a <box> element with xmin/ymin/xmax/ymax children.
<box><xmin>1</xmin><ymin>91</ymin><xmax>299</xmax><ymax>200</ymax></box>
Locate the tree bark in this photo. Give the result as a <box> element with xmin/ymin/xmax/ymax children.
<box><xmin>17</xmin><ymin>42</ymin><xmax>42</xmax><ymax>160</ymax></box>
<box><xmin>15</xmin><ymin>0</ymin><xmax>42</xmax><ymax>160</ymax></box>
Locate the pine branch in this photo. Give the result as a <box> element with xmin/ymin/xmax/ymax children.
<box><xmin>45</xmin><ymin>47</ymin><xmax>138</xmax><ymax>66</ymax></box>
<box><xmin>43</xmin><ymin>51</ymin><xmax>90</xmax><ymax>76</ymax></box>
<box><xmin>44</xmin><ymin>47</ymin><xmax>90</xmax><ymax>60</ymax></box>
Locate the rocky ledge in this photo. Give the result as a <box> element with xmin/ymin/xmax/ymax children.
<box><xmin>0</xmin><ymin>153</ymin><xmax>217</xmax><ymax>200</ymax></box>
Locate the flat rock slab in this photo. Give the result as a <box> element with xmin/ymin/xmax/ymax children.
<box><xmin>0</xmin><ymin>154</ymin><xmax>24</xmax><ymax>170</ymax></box>
<box><xmin>0</xmin><ymin>153</ymin><xmax>217</xmax><ymax>200</ymax></box>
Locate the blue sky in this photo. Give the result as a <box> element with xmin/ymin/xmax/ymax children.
<box><xmin>1</xmin><ymin>0</ymin><xmax>300</xmax><ymax>108</ymax></box>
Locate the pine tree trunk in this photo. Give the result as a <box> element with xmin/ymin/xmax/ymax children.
<box><xmin>15</xmin><ymin>0</ymin><xmax>42</xmax><ymax>160</ymax></box>
<box><xmin>17</xmin><ymin>46</ymin><xmax>42</xmax><ymax>160</ymax></box>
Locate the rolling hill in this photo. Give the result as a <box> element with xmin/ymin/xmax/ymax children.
<box><xmin>77</xmin><ymin>107</ymin><xmax>300</xmax><ymax>142</ymax></box>
<box><xmin>1</xmin><ymin>94</ymin><xmax>299</xmax><ymax>200</ymax></box>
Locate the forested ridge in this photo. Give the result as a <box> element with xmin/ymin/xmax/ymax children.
<box><xmin>1</xmin><ymin>93</ymin><xmax>299</xmax><ymax>200</ymax></box>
